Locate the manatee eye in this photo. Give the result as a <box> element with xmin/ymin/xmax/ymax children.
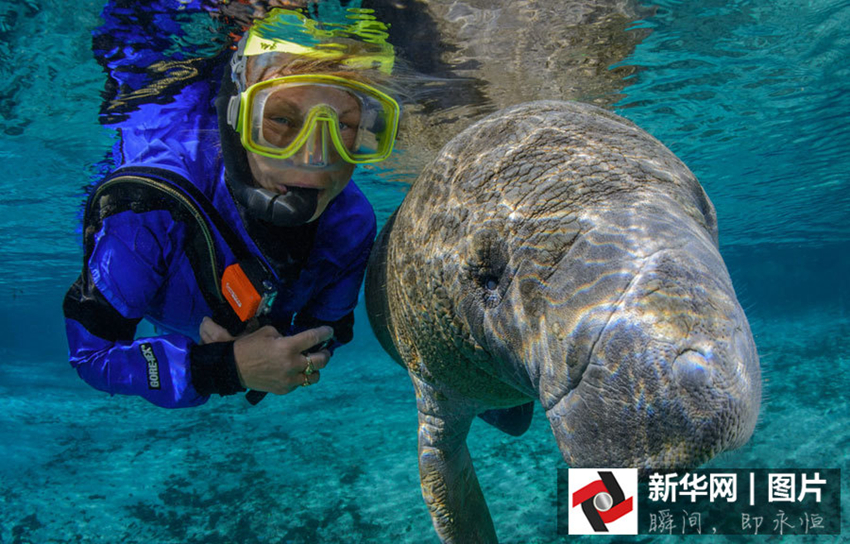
<box><xmin>476</xmin><ymin>274</ymin><xmax>502</xmax><ymax>308</ymax></box>
<box><xmin>464</xmin><ymin>229</ymin><xmax>511</xmax><ymax>308</ymax></box>
<box><xmin>473</xmin><ymin>273</ymin><xmax>500</xmax><ymax>291</ymax></box>
<box><xmin>469</xmin><ymin>269</ymin><xmax>501</xmax><ymax>290</ymax></box>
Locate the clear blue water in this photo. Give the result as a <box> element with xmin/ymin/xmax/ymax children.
<box><xmin>0</xmin><ymin>0</ymin><xmax>848</xmax><ymax>542</ymax></box>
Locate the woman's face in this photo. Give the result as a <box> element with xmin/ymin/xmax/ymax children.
<box><xmin>245</xmin><ymin>59</ymin><xmax>357</xmax><ymax>222</ymax></box>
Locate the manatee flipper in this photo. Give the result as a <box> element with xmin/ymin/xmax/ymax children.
<box><xmin>477</xmin><ymin>402</ymin><xmax>534</xmax><ymax>437</ymax></box>
<box><xmin>412</xmin><ymin>373</ymin><xmax>498</xmax><ymax>544</ymax></box>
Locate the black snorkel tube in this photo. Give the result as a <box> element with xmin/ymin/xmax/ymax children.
<box><xmin>214</xmin><ymin>53</ymin><xmax>320</xmax><ymax>227</ymax></box>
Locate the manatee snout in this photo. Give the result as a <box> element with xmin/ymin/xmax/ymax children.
<box><xmin>553</xmin><ymin>249</ymin><xmax>761</xmax><ymax>469</ymax></box>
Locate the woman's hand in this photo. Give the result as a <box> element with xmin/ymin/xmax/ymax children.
<box><xmin>199</xmin><ymin>316</ymin><xmax>259</xmax><ymax>343</ymax></box>
<box><xmin>199</xmin><ymin>317</ymin><xmax>333</xmax><ymax>395</ymax></box>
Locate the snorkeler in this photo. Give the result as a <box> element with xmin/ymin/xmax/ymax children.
<box><xmin>63</xmin><ymin>7</ymin><xmax>400</xmax><ymax>408</ymax></box>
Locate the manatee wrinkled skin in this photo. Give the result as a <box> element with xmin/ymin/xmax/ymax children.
<box><xmin>365</xmin><ymin>101</ymin><xmax>761</xmax><ymax>543</ymax></box>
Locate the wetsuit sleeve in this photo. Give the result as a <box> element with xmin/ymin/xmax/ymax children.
<box><xmin>63</xmin><ymin>209</ymin><xmax>243</xmax><ymax>408</ymax></box>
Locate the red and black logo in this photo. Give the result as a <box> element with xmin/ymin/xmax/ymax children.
<box><xmin>571</xmin><ymin>471</ymin><xmax>634</xmax><ymax>532</ymax></box>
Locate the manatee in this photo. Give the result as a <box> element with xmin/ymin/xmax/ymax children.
<box><xmin>365</xmin><ymin>100</ymin><xmax>760</xmax><ymax>543</ymax></box>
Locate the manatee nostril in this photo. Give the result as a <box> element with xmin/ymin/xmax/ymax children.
<box><xmin>673</xmin><ymin>350</ymin><xmax>712</xmax><ymax>389</ymax></box>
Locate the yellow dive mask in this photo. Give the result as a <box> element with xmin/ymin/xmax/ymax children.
<box><xmin>232</xmin><ymin>74</ymin><xmax>400</xmax><ymax>166</ymax></box>
<box><xmin>224</xmin><ymin>8</ymin><xmax>400</xmax><ymax>168</ymax></box>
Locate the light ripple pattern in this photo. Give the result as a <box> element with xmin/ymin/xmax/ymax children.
<box><xmin>613</xmin><ymin>0</ymin><xmax>850</xmax><ymax>246</ymax></box>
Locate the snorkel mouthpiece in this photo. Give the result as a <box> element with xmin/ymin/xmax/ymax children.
<box><xmin>233</xmin><ymin>182</ymin><xmax>320</xmax><ymax>226</ymax></box>
<box><xmin>269</xmin><ymin>186</ymin><xmax>319</xmax><ymax>225</ymax></box>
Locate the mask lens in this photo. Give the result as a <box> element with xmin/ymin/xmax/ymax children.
<box><xmin>240</xmin><ymin>75</ymin><xmax>399</xmax><ymax>164</ymax></box>
<box><xmin>349</xmin><ymin>94</ymin><xmax>387</xmax><ymax>157</ymax></box>
<box><xmin>255</xmin><ymin>92</ymin><xmax>303</xmax><ymax>150</ymax></box>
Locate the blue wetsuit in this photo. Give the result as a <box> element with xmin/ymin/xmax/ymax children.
<box><xmin>64</xmin><ymin>2</ymin><xmax>376</xmax><ymax>408</ymax></box>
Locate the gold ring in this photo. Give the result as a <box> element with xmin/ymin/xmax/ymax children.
<box><xmin>302</xmin><ymin>375</ymin><xmax>312</xmax><ymax>387</ymax></box>
<box><xmin>304</xmin><ymin>353</ymin><xmax>315</xmax><ymax>376</ymax></box>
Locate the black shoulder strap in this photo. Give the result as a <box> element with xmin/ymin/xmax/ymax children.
<box><xmin>100</xmin><ymin>166</ymin><xmax>258</xmax><ymax>262</ymax></box>
<box><xmin>85</xmin><ymin>166</ymin><xmax>272</xmax><ymax>336</ymax></box>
